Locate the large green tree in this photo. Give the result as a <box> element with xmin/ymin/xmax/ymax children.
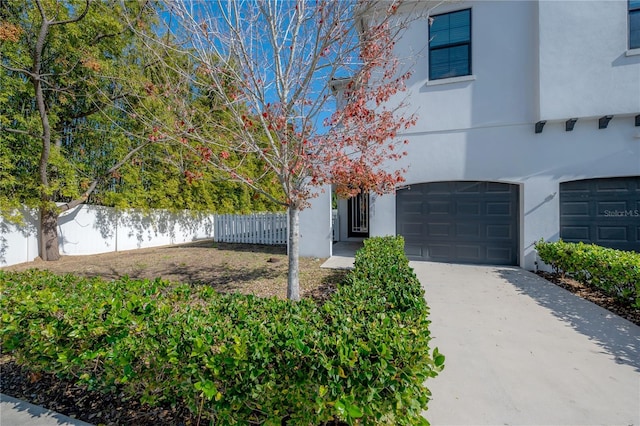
<box><xmin>0</xmin><ymin>0</ymin><xmax>162</xmax><ymax>260</ymax></box>
<box><xmin>0</xmin><ymin>0</ymin><xmax>280</xmax><ymax>261</ymax></box>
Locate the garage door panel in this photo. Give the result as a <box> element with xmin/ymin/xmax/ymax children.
<box><xmin>561</xmin><ymin>202</ymin><xmax>590</xmax><ymax>216</ymax></box>
<box><xmin>400</xmin><ymin>222</ymin><xmax>423</xmax><ymax>237</ymax></box>
<box><xmin>405</xmin><ymin>243</ymin><xmax>423</xmax><ymax>257</ymax></box>
<box><xmin>560</xmin><ymin>176</ymin><xmax>640</xmax><ymax>252</ymax></box>
<box><xmin>599</xmin><ymin>201</ymin><xmax>631</xmax><ymax>213</ymax></box>
<box><xmin>562</xmin><ymin>226</ymin><xmax>590</xmax><ymax>240</ymax></box>
<box><xmin>457</xmin><ymin>245</ymin><xmax>482</xmax><ymax>261</ymax></box>
<box><xmin>428</xmin><ymin>201</ymin><xmax>450</xmax><ymax>214</ymax></box>
<box><xmin>457</xmin><ymin>202</ymin><xmax>481</xmax><ymax>216</ymax></box>
<box><xmin>486</xmin><ymin>202</ymin><xmax>511</xmax><ymax>216</ymax></box>
<box><xmin>398</xmin><ymin>191</ymin><xmax>422</xmax><ymax>199</ymax></box>
<box><xmin>598</xmin><ymin>227</ymin><xmax>628</xmax><ymax>242</ymax></box>
<box><xmin>487</xmin><ymin>247</ymin><xmax>514</xmax><ymax>263</ymax></box>
<box><xmin>456</xmin><ymin>182</ymin><xmax>482</xmax><ymax>194</ymax></box>
<box><xmin>487</xmin><ymin>224</ymin><xmax>512</xmax><ymax>239</ymax></box>
<box><xmin>560</xmin><ymin>181</ymin><xmax>590</xmax><ymax>193</ymax></box>
<box><xmin>396</xmin><ymin>181</ymin><xmax>519</xmax><ymax>265</ymax></box>
<box><xmin>456</xmin><ymin>223</ymin><xmax>480</xmax><ymax>238</ymax></box>
<box><xmin>428</xmin><ymin>223</ymin><xmax>451</xmax><ymax>237</ymax></box>
<box><xmin>596</xmin><ymin>180</ymin><xmax>632</xmax><ymax>192</ymax></box>
<box><xmin>486</xmin><ymin>182</ymin><xmax>512</xmax><ymax>193</ymax></box>
<box><xmin>402</xmin><ymin>200</ymin><xmax>423</xmax><ymax>214</ymax></box>
<box><xmin>428</xmin><ymin>244</ymin><xmax>454</xmax><ymax>259</ymax></box>
<box><xmin>426</xmin><ymin>182</ymin><xmax>452</xmax><ymax>194</ymax></box>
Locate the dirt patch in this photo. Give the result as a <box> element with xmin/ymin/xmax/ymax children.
<box><xmin>1</xmin><ymin>240</ymin><xmax>347</xmax><ymax>300</ymax></box>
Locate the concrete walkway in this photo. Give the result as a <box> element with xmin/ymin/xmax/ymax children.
<box><xmin>320</xmin><ymin>241</ymin><xmax>362</xmax><ymax>269</ymax></box>
<box><xmin>414</xmin><ymin>261</ymin><xmax>640</xmax><ymax>426</ymax></box>
<box><xmin>1</xmin><ymin>393</ymin><xmax>92</xmax><ymax>426</ymax></box>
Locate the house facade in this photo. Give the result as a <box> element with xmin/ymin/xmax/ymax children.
<box><xmin>301</xmin><ymin>0</ymin><xmax>640</xmax><ymax>270</ymax></box>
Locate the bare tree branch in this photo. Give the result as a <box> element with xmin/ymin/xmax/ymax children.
<box><xmin>137</xmin><ymin>0</ymin><xmax>426</xmax><ymax>300</ymax></box>
<box><xmin>0</xmin><ymin>62</ymin><xmax>36</xmax><ymax>79</ymax></box>
<box><xmin>49</xmin><ymin>0</ymin><xmax>90</xmax><ymax>27</ymax></box>
<box><xmin>0</xmin><ymin>127</ymin><xmax>40</xmax><ymax>138</ymax></box>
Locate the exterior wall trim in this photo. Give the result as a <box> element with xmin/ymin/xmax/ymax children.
<box><xmin>425</xmin><ymin>74</ymin><xmax>476</xmax><ymax>87</ymax></box>
<box><xmin>626</xmin><ymin>48</ymin><xmax>640</xmax><ymax>56</ymax></box>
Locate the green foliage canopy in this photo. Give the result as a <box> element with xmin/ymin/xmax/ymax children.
<box><xmin>0</xmin><ymin>0</ymin><xmax>281</xmax><ymax>216</ymax></box>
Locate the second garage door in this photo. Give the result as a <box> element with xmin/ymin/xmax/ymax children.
<box><xmin>396</xmin><ymin>181</ymin><xmax>519</xmax><ymax>265</ymax></box>
<box><xmin>560</xmin><ymin>176</ymin><xmax>640</xmax><ymax>252</ymax></box>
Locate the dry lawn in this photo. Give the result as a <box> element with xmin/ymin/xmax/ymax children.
<box><xmin>2</xmin><ymin>240</ymin><xmax>348</xmax><ymax>300</ymax></box>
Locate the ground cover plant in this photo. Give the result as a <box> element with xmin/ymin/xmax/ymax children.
<box><xmin>535</xmin><ymin>240</ymin><xmax>640</xmax><ymax>309</ymax></box>
<box><xmin>1</xmin><ymin>237</ymin><xmax>443</xmax><ymax>425</ymax></box>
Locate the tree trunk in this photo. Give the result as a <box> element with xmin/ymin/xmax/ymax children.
<box><xmin>287</xmin><ymin>204</ymin><xmax>300</xmax><ymax>301</ymax></box>
<box><xmin>32</xmin><ymin>17</ymin><xmax>56</xmax><ymax>261</ymax></box>
<box><xmin>40</xmin><ymin>205</ymin><xmax>60</xmax><ymax>261</ymax></box>
<box><xmin>27</xmin><ymin>1</ymin><xmax>93</xmax><ymax>262</ymax></box>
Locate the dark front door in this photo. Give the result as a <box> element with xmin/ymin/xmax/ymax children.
<box><xmin>348</xmin><ymin>192</ymin><xmax>369</xmax><ymax>238</ymax></box>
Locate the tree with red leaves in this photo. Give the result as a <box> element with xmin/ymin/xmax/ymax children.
<box><xmin>163</xmin><ymin>0</ymin><xmax>423</xmax><ymax>300</ymax></box>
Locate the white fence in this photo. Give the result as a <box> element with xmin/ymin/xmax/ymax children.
<box><xmin>1</xmin><ymin>205</ymin><xmax>287</xmax><ymax>267</ymax></box>
<box><xmin>215</xmin><ymin>213</ymin><xmax>288</xmax><ymax>245</ymax></box>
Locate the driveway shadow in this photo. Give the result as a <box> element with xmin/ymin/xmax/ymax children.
<box><xmin>497</xmin><ymin>268</ymin><xmax>640</xmax><ymax>372</ymax></box>
<box><xmin>1</xmin><ymin>393</ymin><xmax>92</xmax><ymax>426</ymax></box>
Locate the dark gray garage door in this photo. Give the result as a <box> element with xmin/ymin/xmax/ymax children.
<box><xmin>396</xmin><ymin>181</ymin><xmax>519</xmax><ymax>265</ymax></box>
<box><xmin>560</xmin><ymin>176</ymin><xmax>640</xmax><ymax>252</ymax></box>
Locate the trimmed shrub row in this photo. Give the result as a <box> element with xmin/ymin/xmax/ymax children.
<box><xmin>0</xmin><ymin>236</ymin><xmax>443</xmax><ymax>425</ymax></box>
<box><xmin>535</xmin><ymin>239</ymin><xmax>640</xmax><ymax>308</ymax></box>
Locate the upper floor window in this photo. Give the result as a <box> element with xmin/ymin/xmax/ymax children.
<box><xmin>631</xmin><ymin>0</ymin><xmax>640</xmax><ymax>49</ymax></box>
<box><xmin>429</xmin><ymin>9</ymin><xmax>471</xmax><ymax>80</ymax></box>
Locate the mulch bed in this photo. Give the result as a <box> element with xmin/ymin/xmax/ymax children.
<box><xmin>536</xmin><ymin>271</ymin><xmax>640</xmax><ymax>326</ymax></box>
<box><xmin>1</xmin><ymin>272</ymin><xmax>638</xmax><ymax>425</ymax></box>
<box><xmin>0</xmin><ymin>358</ymin><xmax>198</xmax><ymax>425</ymax></box>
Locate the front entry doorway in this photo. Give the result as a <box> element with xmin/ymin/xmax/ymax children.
<box><xmin>348</xmin><ymin>192</ymin><xmax>369</xmax><ymax>238</ymax></box>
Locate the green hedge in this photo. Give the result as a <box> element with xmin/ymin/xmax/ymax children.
<box><xmin>0</xmin><ymin>236</ymin><xmax>443</xmax><ymax>425</ymax></box>
<box><xmin>535</xmin><ymin>240</ymin><xmax>640</xmax><ymax>308</ymax></box>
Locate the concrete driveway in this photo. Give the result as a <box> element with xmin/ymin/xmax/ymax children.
<box><xmin>413</xmin><ymin>261</ymin><xmax>640</xmax><ymax>426</ymax></box>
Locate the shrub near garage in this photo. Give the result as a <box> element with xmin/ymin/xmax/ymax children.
<box><xmin>323</xmin><ymin>236</ymin><xmax>445</xmax><ymax>424</ymax></box>
<box><xmin>0</xmin><ymin>236</ymin><xmax>443</xmax><ymax>425</ymax></box>
<box><xmin>535</xmin><ymin>240</ymin><xmax>640</xmax><ymax>308</ymax></box>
